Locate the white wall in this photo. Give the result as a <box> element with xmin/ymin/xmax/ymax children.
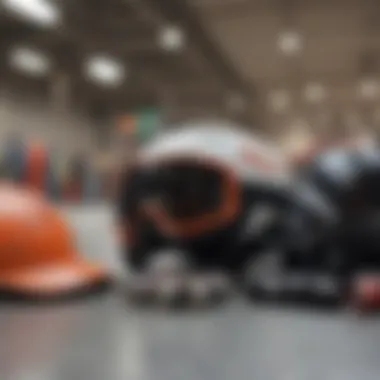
<box><xmin>0</xmin><ymin>94</ymin><xmax>97</xmax><ymax>154</ymax></box>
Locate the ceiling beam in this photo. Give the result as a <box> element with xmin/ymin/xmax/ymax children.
<box><xmin>143</xmin><ymin>0</ymin><xmax>253</xmax><ymax>97</ymax></box>
<box><xmin>1</xmin><ymin>20</ymin><xmax>162</xmax><ymax>58</ymax></box>
<box><xmin>197</xmin><ymin>0</ymin><xmax>369</xmax><ymax>15</ymax></box>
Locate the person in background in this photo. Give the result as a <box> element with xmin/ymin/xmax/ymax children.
<box><xmin>45</xmin><ymin>148</ymin><xmax>63</xmax><ymax>201</ymax></box>
<box><xmin>2</xmin><ymin>132</ymin><xmax>27</xmax><ymax>183</ymax></box>
<box><xmin>65</xmin><ymin>152</ymin><xmax>86</xmax><ymax>202</ymax></box>
<box><xmin>26</xmin><ymin>140</ymin><xmax>49</xmax><ymax>193</ymax></box>
<box><xmin>82</xmin><ymin>152</ymin><xmax>101</xmax><ymax>202</ymax></box>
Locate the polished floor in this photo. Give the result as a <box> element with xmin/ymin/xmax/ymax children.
<box><xmin>1</xmin><ymin>206</ymin><xmax>380</xmax><ymax>380</ymax></box>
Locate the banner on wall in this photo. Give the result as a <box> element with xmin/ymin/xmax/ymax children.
<box><xmin>117</xmin><ymin>108</ymin><xmax>160</xmax><ymax>144</ymax></box>
<box><xmin>137</xmin><ymin>107</ymin><xmax>161</xmax><ymax>142</ymax></box>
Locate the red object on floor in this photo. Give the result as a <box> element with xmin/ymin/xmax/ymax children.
<box><xmin>352</xmin><ymin>274</ymin><xmax>380</xmax><ymax>311</ymax></box>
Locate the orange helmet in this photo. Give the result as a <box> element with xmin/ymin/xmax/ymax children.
<box><xmin>0</xmin><ymin>183</ymin><xmax>109</xmax><ymax>300</ymax></box>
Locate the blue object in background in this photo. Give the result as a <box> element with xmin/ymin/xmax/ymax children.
<box><xmin>83</xmin><ymin>162</ymin><xmax>101</xmax><ymax>201</ymax></box>
<box><xmin>45</xmin><ymin>150</ymin><xmax>62</xmax><ymax>201</ymax></box>
<box><xmin>3</xmin><ymin>136</ymin><xmax>27</xmax><ymax>183</ymax></box>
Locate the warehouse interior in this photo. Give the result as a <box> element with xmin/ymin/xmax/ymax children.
<box><xmin>1</xmin><ymin>0</ymin><xmax>380</xmax><ymax>147</ymax></box>
<box><xmin>1</xmin><ymin>0</ymin><xmax>380</xmax><ymax>379</ymax></box>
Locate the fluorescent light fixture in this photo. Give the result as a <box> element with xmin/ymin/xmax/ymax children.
<box><xmin>304</xmin><ymin>82</ymin><xmax>326</xmax><ymax>103</ymax></box>
<box><xmin>269</xmin><ymin>90</ymin><xmax>291</xmax><ymax>113</ymax></box>
<box><xmin>277</xmin><ymin>31</ymin><xmax>303</xmax><ymax>56</ymax></box>
<box><xmin>8</xmin><ymin>46</ymin><xmax>51</xmax><ymax>77</ymax></box>
<box><xmin>158</xmin><ymin>26</ymin><xmax>185</xmax><ymax>52</ymax></box>
<box><xmin>2</xmin><ymin>0</ymin><xmax>60</xmax><ymax>27</ymax></box>
<box><xmin>359</xmin><ymin>78</ymin><xmax>378</xmax><ymax>99</ymax></box>
<box><xmin>85</xmin><ymin>56</ymin><xmax>126</xmax><ymax>87</ymax></box>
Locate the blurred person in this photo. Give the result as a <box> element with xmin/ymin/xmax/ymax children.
<box><xmin>74</xmin><ymin>150</ymin><xmax>101</xmax><ymax>202</ymax></box>
<box><xmin>83</xmin><ymin>158</ymin><xmax>102</xmax><ymax>202</ymax></box>
<box><xmin>2</xmin><ymin>131</ymin><xmax>27</xmax><ymax>183</ymax></box>
<box><xmin>26</xmin><ymin>140</ymin><xmax>49</xmax><ymax>193</ymax></box>
<box><xmin>64</xmin><ymin>152</ymin><xmax>87</xmax><ymax>202</ymax></box>
<box><xmin>46</xmin><ymin>148</ymin><xmax>64</xmax><ymax>201</ymax></box>
<box><xmin>116</xmin><ymin>121</ymin><xmax>335</xmax><ymax>308</ymax></box>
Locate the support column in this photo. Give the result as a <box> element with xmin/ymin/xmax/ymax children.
<box><xmin>50</xmin><ymin>70</ymin><xmax>71</xmax><ymax>113</ymax></box>
<box><xmin>157</xmin><ymin>84</ymin><xmax>178</xmax><ymax>127</ymax></box>
<box><xmin>0</xmin><ymin>42</ymin><xmax>13</xmax><ymax>145</ymax></box>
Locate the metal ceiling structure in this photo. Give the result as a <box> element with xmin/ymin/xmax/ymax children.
<box><xmin>0</xmin><ymin>0</ymin><xmax>254</xmax><ymax>125</ymax></box>
<box><xmin>195</xmin><ymin>0</ymin><xmax>380</xmax><ymax>140</ymax></box>
<box><xmin>2</xmin><ymin>0</ymin><xmax>378</xmax><ymax>139</ymax></box>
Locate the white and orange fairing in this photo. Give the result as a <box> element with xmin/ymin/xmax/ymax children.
<box><xmin>139</xmin><ymin>121</ymin><xmax>292</xmax><ymax>186</ymax></box>
<box><xmin>133</xmin><ymin>121</ymin><xmax>294</xmax><ymax>239</ymax></box>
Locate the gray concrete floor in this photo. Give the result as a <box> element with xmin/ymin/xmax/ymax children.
<box><xmin>1</xmin><ymin>206</ymin><xmax>380</xmax><ymax>380</ymax></box>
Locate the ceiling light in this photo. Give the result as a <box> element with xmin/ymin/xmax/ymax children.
<box><xmin>359</xmin><ymin>78</ymin><xmax>378</xmax><ymax>99</ymax></box>
<box><xmin>2</xmin><ymin>0</ymin><xmax>60</xmax><ymax>27</ymax></box>
<box><xmin>8</xmin><ymin>46</ymin><xmax>51</xmax><ymax>77</ymax></box>
<box><xmin>85</xmin><ymin>56</ymin><xmax>126</xmax><ymax>87</ymax></box>
<box><xmin>269</xmin><ymin>90</ymin><xmax>291</xmax><ymax>113</ymax></box>
<box><xmin>277</xmin><ymin>31</ymin><xmax>303</xmax><ymax>56</ymax></box>
<box><xmin>158</xmin><ymin>26</ymin><xmax>185</xmax><ymax>52</ymax></box>
<box><xmin>304</xmin><ymin>83</ymin><xmax>326</xmax><ymax>103</ymax></box>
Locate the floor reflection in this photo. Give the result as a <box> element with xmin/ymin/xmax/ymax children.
<box><xmin>1</xmin><ymin>296</ymin><xmax>380</xmax><ymax>380</ymax></box>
